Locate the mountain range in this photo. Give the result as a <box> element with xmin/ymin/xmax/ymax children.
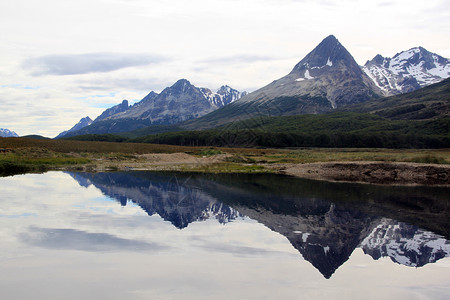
<box><xmin>59</xmin><ymin>82</ymin><xmax>246</xmax><ymax>138</ymax></box>
<box><xmin>0</xmin><ymin>128</ymin><xmax>19</xmax><ymax>138</ymax></box>
<box><xmin>57</xmin><ymin>35</ymin><xmax>449</xmax><ymax>138</ymax></box>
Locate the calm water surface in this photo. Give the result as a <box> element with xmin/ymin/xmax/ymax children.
<box><xmin>0</xmin><ymin>171</ymin><xmax>449</xmax><ymax>300</ymax></box>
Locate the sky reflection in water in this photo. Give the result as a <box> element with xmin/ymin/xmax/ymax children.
<box><xmin>0</xmin><ymin>171</ymin><xmax>449</xmax><ymax>300</ymax></box>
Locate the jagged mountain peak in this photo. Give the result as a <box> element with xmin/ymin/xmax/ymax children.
<box><xmin>200</xmin><ymin>84</ymin><xmax>246</xmax><ymax>107</ymax></box>
<box><xmin>290</xmin><ymin>35</ymin><xmax>354</xmax><ymax>75</ymax></box>
<box><xmin>78</xmin><ymin>116</ymin><xmax>93</xmax><ymax>124</ymax></box>
<box><xmin>217</xmin><ymin>85</ymin><xmax>232</xmax><ymax>94</ymax></box>
<box><xmin>93</xmin><ymin>99</ymin><xmax>130</xmax><ymax>123</ymax></box>
<box><xmin>367</xmin><ymin>54</ymin><xmax>385</xmax><ymax>66</ymax></box>
<box><xmin>169</xmin><ymin>78</ymin><xmax>195</xmax><ymax>92</ymax></box>
<box><xmin>363</xmin><ymin>46</ymin><xmax>450</xmax><ymax>95</ymax></box>
<box><xmin>138</xmin><ymin>91</ymin><xmax>158</xmax><ymax>104</ymax></box>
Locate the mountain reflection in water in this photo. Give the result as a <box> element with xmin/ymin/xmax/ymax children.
<box><xmin>68</xmin><ymin>171</ymin><xmax>450</xmax><ymax>279</ymax></box>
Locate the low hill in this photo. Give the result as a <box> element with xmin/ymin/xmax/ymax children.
<box><xmin>21</xmin><ymin>135</ymin><xmax>51</xmax><ymax>140</ymax></box>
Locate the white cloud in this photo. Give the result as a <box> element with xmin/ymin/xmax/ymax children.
<box><xmin>0</xmin><ymin>0</ymin><xmax>449</xmax><ymax>136</ymax></box>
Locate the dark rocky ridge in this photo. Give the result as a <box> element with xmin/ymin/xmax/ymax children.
<box><xmin>94</xmin><ymin>100</ymin><xmax>130</xmax><ymax>122</ymax></box>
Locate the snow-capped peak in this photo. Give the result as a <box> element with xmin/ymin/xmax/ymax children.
<box><xmin>200</xmin><ymin>85</ymin><xmax>247</xmax><ymax>107</ymax></box>
<box><xmin>0</xmin><ymin>128</ymin><xmax>19</xmax><ymax>137</ymax></box>
<box><xmin>363</xmin><ymin>47</ymin><xmax>450</xmax><ymax>95</ymax></box>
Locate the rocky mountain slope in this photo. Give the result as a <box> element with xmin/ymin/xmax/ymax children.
<box><xmin>185</xmin><ymin>35</ymin><xmax>383</xmax><ymax>129</ymax></box>
<box><xmin>363</xmin><ymin>47</ymin><xmax>450</xmax><ymax>95</ymax></box>
<box><xmin>94</xmin><ymin>100</ymin><xmax>130</xmax><ymax>122</ymax></box>
<box><xmin>55</xmin><ymin>116</ymin><xmax>93</xmax><ymax>139</ymax></box>
<box><xmin>107</xmin><ymin>79</ymin><xmax>243</xmax><ymax>124</ymax></box>
<box><xmin>64</xmin><ymin>80</ymin><xmax>246</xmax><ymax>137</ymax></box>
<box><xmin>0</xmin><ymin>128</ymin><xmax>19</xmax><ymax>137</ymax></box>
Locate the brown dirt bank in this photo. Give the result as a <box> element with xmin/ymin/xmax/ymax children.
<box><xmin>267</xmin><ymin>161</ymin><xmax>450</xmax><ymax>186</ymax></box>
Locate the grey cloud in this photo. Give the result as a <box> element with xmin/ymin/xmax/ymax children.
<box><xmin>201</xmin><ymin>54</ymin><xmax>276</xmax><ymax>65</ymax></box>
<box><xmin>76</xmin><ymin>76</ymin><xmax>170</xmax><ymax>93</ymax></box>
<box><xmin>21</xmin><ymin>226</ymin><xmax>169</xmax><ymax>252</ymax></box>
<box><xmin>23</xmin><ymin>53</ymin><xmax>169</xmax><ymax>76</ymax></box>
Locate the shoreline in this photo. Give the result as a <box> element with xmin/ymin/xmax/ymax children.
<box><xmin>1</xmin><ymin>138</ymin><xmax>449</xmax><ymax>186</ymax></box>
<box><xmin>59</xmin><ymin>153</ymin><xmax>450</xmax><ymax>187</ymax></box>
<box><xmin>266</xmin><ymin>161</ymin><xmax>450</xmax><ymax>186</ymax></box>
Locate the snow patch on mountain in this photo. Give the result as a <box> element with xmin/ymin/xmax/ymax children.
<box><xmin>363</xmin><ymin>47</ymin><xmax>450</xmax><ymax>95</ymax></box>
<box><xmin>200</xmin><ymin>85</ymin><xmax>247</xmax><ymax>107</ymax></box>
<box><xmin>304</xmin><ymin>70</ymin><xmax>314</xmax><ymax>79</ymax></box>
<box><xmin>326</xmin><ymin>57</ymin><xmax>333</xmax><ymax>67</ymax></box>
<box><xmin>0</xmin><ymin>128</ymin><xmax>19</xmax><ymax>137</ymax></box>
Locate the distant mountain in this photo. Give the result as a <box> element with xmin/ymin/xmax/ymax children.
<box><xmin>363</xmin><ymin>47</ymin><xmax>450</xmax><ymax>95</ymax></box>
<box><xmin>184</xmin><ymin>35</ymin><xmax>382</xmax><ymax>130</ymax></box>
<box><xmin>55</xmin><ymin>116</ymin><xmax>93</xmax><ymax>139</ymax></box>
<box><xmin>65</xmin><ymin>80</ymin><xmax>246</xmax><ymax>136</ymax></box>
<box><xmin>22</xmin><ymin>135</ymin><xmax>51</xmax><ymax>140</ymax></box>
<box><xmin>101</xmin><ymin>80</ymin><xmax>245</xmax><ymax>123</ymax></box>
<box><xmin>0</xmin><ymin>128</ymin><xmax>19</xmax><ymax>137</ymax></box>
<box><xmin>338</xmin><ymin>77</ymin><xmax>450</xmax><ymax>120</ymax></box>
<box><xmin>108</xmin><ymin>79</ymin><xmax>224</xmax><ymax>123</ymax></box>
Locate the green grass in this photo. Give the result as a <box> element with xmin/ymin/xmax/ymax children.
<box><xmin>0</xmin><ymin>151</ymin><xmax>91</xmax><ymax>176</ymax></box>
<box><xmin>1</xmin><ymin>137</ymin><xmax>448</xmax><ymax>177</ymax></box>
<box><xmin>408</xmin><ymin>155</ymin><xmax>448</xmax><ymax>164</ymax></box>
<box><xmin>195</xmin><ymin>148</ymin><xmax>224</xmax><ymax>156</ymax></box>
<box><xmin>180</xmin><ymin>162</ymin><xmax>269</xmax><ymax>174</ymax></box>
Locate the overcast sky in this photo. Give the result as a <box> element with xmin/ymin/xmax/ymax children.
<box><xmin>1</xmin><ymin>0</ymin><xmax>449</xmax><ymax>137</ymax></box>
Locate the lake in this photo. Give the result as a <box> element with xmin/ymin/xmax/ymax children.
<box><xmin>1</xmin><ymin>171</ymin><xmax>449</xmax><ymax>299</ymax></box>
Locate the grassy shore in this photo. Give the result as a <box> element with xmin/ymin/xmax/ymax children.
<box><xmin>1</xmin><ymin>137</ymin><xmax>449</xmax><ymax>178</ymax></box>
